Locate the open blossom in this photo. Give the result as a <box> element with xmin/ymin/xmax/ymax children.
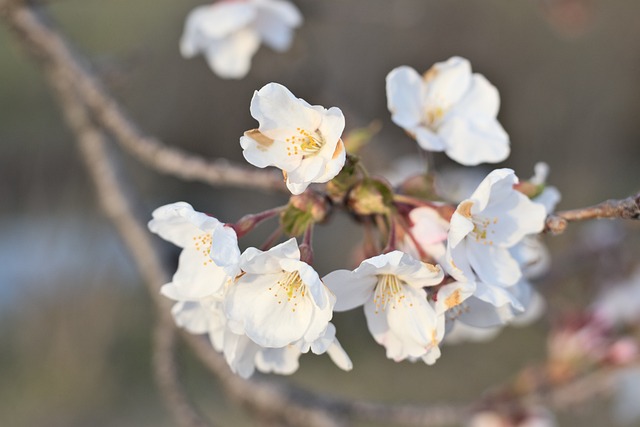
<box><xmin>224</xmin><ymin>238</ymin><xmax>336</xmax><ymax>348</ymax></box>
<box><xmin>447</xmin><ymin>169</ymin><xmax>547</xmax><ymax>287</ymax></box>
<box><xmin>324</xmin><ymin>251</ymin><xmax>445</xmax><ymax>364</ymax></box>
<box><xmin>149</xmin><ymin>203</ymin><xmax>350</xmax><ymax>377</ymax></box>
<box><xmin>148</xmin><ymin>201</ymin><xmax>240</xmax><ymax>299</ymax></box>
<box><xmin>386</xmin><ymin>56</ymin><xmax>509</xmax><ymax>166</ymax></box>
<box><xmin>241</xmin><ymin>83</ymin><xmax>346</xmax><ymax>195</ymax></box>
<box><xmin>180</xmin><ymin>0</ymin><xmax>302</xmax><ymax>79</ymax></box>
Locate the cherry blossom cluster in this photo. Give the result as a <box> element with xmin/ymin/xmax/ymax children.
<box><xmin>149</xmin><ymin>54</ymin><xmax>567</xmax><ymax>377</ymax></box>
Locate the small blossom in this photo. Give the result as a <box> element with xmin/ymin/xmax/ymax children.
<box><xmin>592</xmin><ymin>266</ymin><xmax>640</xmax><ymax>327</ymax></box>
<box><xmin>180</xmin><ymin>0</ymin><xmax>302</xmax><ymax>79</ymax></box>
<box><xmin>404</xmin><ymin>206</ymin><xmax>449</xmax><ymax>263</ymax></box>
<box><xmin>324</xmin><ymin>251</ymin><xmax>444</xmax><ymax>363</ymax></box>
<box><xmin>224</xmin><ymin>238</ymin><xmax>335</xmax><ymax>348</ymax></box>
<box><xmin>148</xmin><ymin>201</ymin><xmax>240</xmax><ymax>299</ymax></box>
<box><xmin>447</xmin><ymin>169</ymin><xmax>547</xmax><ymax>287</ymax></box>
<box><xmin>241</xmin><ymin>83</ymin><xmax>347</xmax><ymax>194</ymax></box>
<box><xmin>386</xmin><ymin>56</ymin><xmax>509</xmax><ymax>166</ymax></box>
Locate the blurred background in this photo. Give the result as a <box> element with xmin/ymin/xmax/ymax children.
<box><xmin>1</xmin><ymin>0</ymin><xmax>640</xmax><ymax>425</ymax></box>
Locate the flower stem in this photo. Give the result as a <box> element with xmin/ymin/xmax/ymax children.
<box><xmin>232</xmin><ymin>206</ymin><xmax>286</xmax><ymax>238</ymax></box>
<box><xmin>260</xmin><ymin>225</ymin><xmax>283</xmax><ymax>251</ymax></box>
<box><xmin>381</xmin><ymin>214</ymin><xmax>397</xmax><ymax>253</ymax></box>
<box><xmin>299</xmin><ymin>224</ymin><xmax>314</xmax><ymax>264</ymax></box>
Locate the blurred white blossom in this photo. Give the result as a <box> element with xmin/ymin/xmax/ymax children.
<box><xmin>180</xmin><ymin>0</ymin><xmax>302</xmax><ymax>79</ymax></box>
<box><xmin>386</xmin><ymin>56</ymin><xmax>509</xmax><ymax>166</ymax></box>
<box><xmin>241</xmin><ymin>82</ymin><xmax>346</xmax><ymax>194</ymax></box>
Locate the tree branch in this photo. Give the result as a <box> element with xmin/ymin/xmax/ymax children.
<box><xmin>44</xmin><ymin>64</ymin><xmax>208</xmax><ymax>427</ymax></box>
<box><xmin>0</xmin><ymin>0</ymin><xmax>285</xmax><ymax>192</ymax></box>
<box><xmin>545</xmin><ymin>191</ymin><xmax>640</xmax><ymax>234</ymax></box>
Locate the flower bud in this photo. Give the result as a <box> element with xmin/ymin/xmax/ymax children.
<box><xmin>347</xmin><ymin>178</ymin><xmax>394</xmax><ymax>216</ymax></box>
<box><xmin>281</xmin><ymin>192</ymin><xmax>330</xmax><ymax>236</ymax></box>
<box><xmin>326</xmin><ymin>154</ymin><xmax>360</xmax><ymax>203</ymax></box>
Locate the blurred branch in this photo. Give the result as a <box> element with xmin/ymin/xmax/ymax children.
<box><xmin>0</xmin><ymin>0</ymin><xmax>286</xmax><ymax>192</ymax></box>
<box><xmin>45</xmin><ymin>64</ymin><xmax>209</xmax><ymax>427</ymax></box>
<box><xmin>545</xmin><ymin>191</ymin><xmax>640</xmax><ymax>234</ymax></box>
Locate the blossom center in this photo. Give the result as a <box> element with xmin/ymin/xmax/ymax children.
<box><xmin>424</xmin><ymin>105</ymin><xmax>446</xmax><ymax>129</ymax></box>
<box><xmin>193</xmin><ymin>233</ymin><xmax>214</xmax><ymax>266</ymax></box>
<box><xmin>269</xmin><ymin>270</ymin><xmax>307</xmax><ymax>312</ymax></box>
<box><xmin>285</xmin><ymin>127</ymin><xmax>325</xmax><ymax>157</ymax></box>
<box><xmin>373</xmin><ymin>274</ymin><xmax>412</xmax><ymax>313</ymax></box>
<box><xmin>470</xmin><ymin>215</ymin><xmax>498</xmax><ymax>245</ymax></box>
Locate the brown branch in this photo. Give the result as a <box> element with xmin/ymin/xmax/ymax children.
<box><xmin>44</xmin><ymin>65</ymin><xmax>208</xmax><ymax>427</ymax></box>
<box><xmin>0</xmin><ymin>0</ymin><xmax>285</xmax><ymax>192</ymax></box>
<box><xmin>545</xmin><ymin>191</ymin><xmax>640</xmax><ymax>235</ymax></box>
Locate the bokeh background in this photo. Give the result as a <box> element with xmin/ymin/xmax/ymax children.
<box><xmin>1</xmin><ymin>0</ymin><xmax>640</xmax><ymax>425</ymax></box>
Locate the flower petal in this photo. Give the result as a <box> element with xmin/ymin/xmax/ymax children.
<box><xmin>323</xmin><ymin>269</ymin><xmax>376</xmax><ymax>311</ymax></box>
<box><xmin>148</xmin><ymin>201</ymin><xmax>221</xmax><ymax>248</ymax></box>
<box><xmin>467</xmin><ymin>242</ymin><xmax>522</xmax><ymax>286</ymax></box>
<box><xmin>204</xmin><ymin>28</ymin><xmax>261</xmax><ymax>79</ymax></box>
<box><xmin>225</xmin><ymin>272</ymin><xmax>314</xmax><ymax>347</ymax></box>
<box><xmin>386</xmin><ymin>66</ymin><xmax>425</xmax><ymax>131</ymax></box>
<box><xmin>250</xmin><ymin>82</ymin><xmax>322</xmax><ymax>133</ymax></box>
<box><xmin>439</xmin><ymin>114</ymin><xmax>509</xmax><ymax>166</ymax></box>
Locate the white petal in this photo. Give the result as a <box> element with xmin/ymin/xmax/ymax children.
<box><xmin>255</xmin><ymin>0</ymin><xmax>303</xmax><ymax>27</ymax></box>
<box><xmin>311</xmin><ymin>138</ymin><xmax>347</xmax><ymax>184</ymax></box>
<box><xmin>326</xmin><ymin>339</ymin><xmax>353</xmax><ymax>371</ymax></box>
<box><xmin>171</xmin><ymin>248</ymin><xmax>229</xmax><ymax>298</ymax></box>
<box><xmin>240</xmin><ymin>134</ymin><xmax>302</xmax><ymax>171</ymax></box>
<box><xmin>255</xmin><ymin>345</ymin><xmax>301</xmax><ymax>375</ymax></box>
<box><xmin>239</xmin><ymin>238</ymin><xmax>300</xmax><ymax>274</ymax></box>
<box><xmin>225</xmin><ymin>272</ymin><xmax>314</xmax><ymax>347</ymax></box>
<box><xmin>472</xmin><ymin>281</ymin><xmax>524</xmax><ymax>312</ymax></box>
<box><xmin>468</xmin><ymin>243</ymin><xmax>522</xmax><ymax>286</ymax></box>
<box><xmin>223</xmin><ymin>332</ymin><xmax>260</xmax><ymax>378</ymax></box>
<box><xmin>187</xmin><ymin>3</ymin><xmax>256</xmax><ymax>40</ymax></box>
<box><xmin>423</xmin><ymin>56</ymin><xmax>472</xmax><ymax>107</ymax></box>
<box><xmin>386</xmin><ymin>66</ymin><xmax>425</xmax><ymax>131</ymax></box>
<box><xmin>452</xmin><ymin>74</ymin><xmax>500</xmax><ymax>119</ymax></box>
<box><xmin>205</xmin><ymin>28</ymin><xmax>261</xmax><ymax>79</ymax></box>
<box><xmin>468</xmin><ymin>168</ymin><xmax>516</xmax><ymax>213</ymax></box>
<box><xmin>439</xmin><ymin>114</ymin><xmax>510</xmax><ymax>166</ymax></box>
<box><xmin>447</xmin><ymin>210</ymin><xmax>475</xmax><ymax>249</ymax></box>
<box><xmin>285</xmin><ymin>155</ymin><xmax>325</xmax><ymax>185</ymax></box>
<box><xmin>415</xmin><ymin>126</ymin><xmax>447</xmax><ymax>151</ymax></box>
<box><xmin>211</xmin><ymin>225</ymin><xmax>241</xmax><ymax>275</ymax></box>
<box><xmin>317</xmin><ymin>107</ymin><xmax>346</xmax><ymax>155</ymax></box>
<box><xmin>535</xmin><ymin>186</ymin><xmax>561</xmax><ymax>214</ymax></box>
<box><xmin>434</xmin><ymin>280</ymin><xmax>476</xmax><ymax>315</ymax></box>
<box><xmin>171</xmin><ymin>301</ymin><xmax>210</xmax><ymax>334</ymax></box>
<box><xmin>250</xmin><ymin>82</ymin><xmax>322</xmax><ymax>133</ymax></box>
<box><xmin>323</xmin><ymin>269</ymin><xmax>376</xmax><ymax>311</ymax></box>
<box><xmin>148</xmin><ymin>202</ymin><xmax>221</xmax><ymax>248</ymax></box>
<box><xmin>254</xmin><ymin>0</ymin><xmax>302</xmax><ymax>51</ymax></box>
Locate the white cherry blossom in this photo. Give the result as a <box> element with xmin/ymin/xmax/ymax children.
<box><xmin>324</xmin><ymin>251</ymin><xmax>444</xmax><ymax>364</ymax></box>
<box><xmin>446</xmin><ymin>169</ymin><xmax>547</xmax><ymax>287</ymax></box>
<box><xmin>241</xmin><ymin>83</ymin><xmax>346</xmax><ymax>194</ymax></box>
<box><xmin>148</xmin><ymin>202</ymin><xmax>240</xmax><ymax>299</ymax></box>
<box><xmin>180</xmin><ymin>0</ymin><xmax>302</xmax><ymax>79</ymax></box>
<box><xmin>224</xmin><ymin>238</ymin><xmax>336</xmax><ymax>348</ymax></box>
<box><xmin>386</xmin><ymin>56</ymin><xmax>509</xmax><ymax>166</ymax></box>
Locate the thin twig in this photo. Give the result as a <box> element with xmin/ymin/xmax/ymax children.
<box><xmin>545</xmin><ymin>192</ymin><xmax>640</xmax><ymax>235</ymax></box>
<box><xmin>0</xmin><ymin>0</ymin><xmax>285</xmax><ymax>192</ymax></box>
